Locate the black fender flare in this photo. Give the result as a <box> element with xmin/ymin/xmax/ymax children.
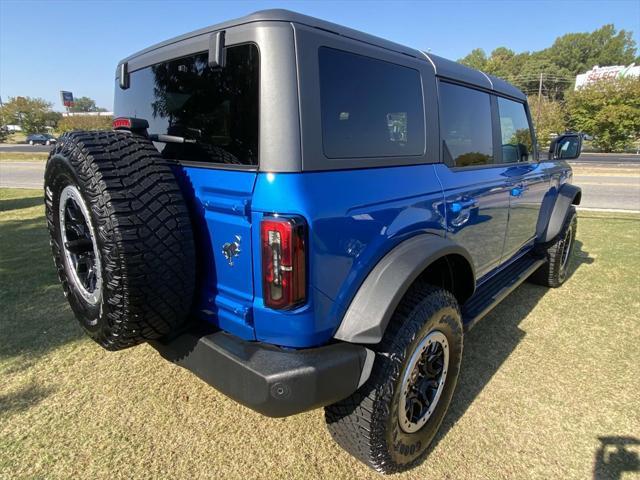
<box><xmin>536</xmin><ymin>183</ymin><xmax>581</xmax><ymax>244</ymax></box>
<box><xmin>333</xmin><ymin>234</ymin><xmax>475</xmax><ymax>344</ymax></box>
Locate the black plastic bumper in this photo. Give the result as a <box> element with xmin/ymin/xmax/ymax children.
<box><xmin>150</xmin><ymin>331</ymin><xmax>372</xmax><ymax>417</ymax></box>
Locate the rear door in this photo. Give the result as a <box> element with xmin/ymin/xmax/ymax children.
<box><xmin>497</xmin><ymin>96</ymin><xmax>550</xmax><ymax>259</ymax></box>
<box><xmin>434</xmin><ymin>81</ymin><xmax>511</xmax><ymax>278</ymax></box>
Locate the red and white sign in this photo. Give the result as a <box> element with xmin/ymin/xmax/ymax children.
<box><xmin>575</xmin><ymin>64</ymin><xmax>640</xmax><ymax>89</ymax></box>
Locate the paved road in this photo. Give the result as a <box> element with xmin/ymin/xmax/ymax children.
<box><xmin>572</xmin><ymin>171</ymin><xmax>640</xmax><ymax>211</ymax></box>
<box><xmin>0</xmin><ymin>161</ymin><xmax>45</xmax><ymax>189</ymax></box>
<box><xmin>2</xmin><ymin>160</ymin><xmax>639</xmax><ymax>211</ymax></box>
<box><xmin>573</xmin><ymin>153</ymin><xmax>640</xmax><ymax>165</ymax></box>
<box><xmin>0</xmin><ymin>143</ymin><xmax>52</xmax><ymax>153</ymax></box>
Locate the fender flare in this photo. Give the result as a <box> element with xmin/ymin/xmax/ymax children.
<box><xmin>333</xmin><ymin>234</ymin><xmax>475</xmax><ymax>344</ymax></box>
<box><xmin>536</xmin><ymin>183</ymin><xmax>581</xmax><ymax>244</ymax></box>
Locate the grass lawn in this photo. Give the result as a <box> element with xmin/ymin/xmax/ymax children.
<box><xmin>0</xmin><ymin>152</ymin><xmax>49</xmax><ymax>162</ymax></box>
<box><xmin>1</xmin><ymin>188</ymin><xmax>639</xmax><ymax>479</ymax></box>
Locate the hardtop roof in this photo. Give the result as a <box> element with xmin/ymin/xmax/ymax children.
<box><xmin>120</xmin><ymin>9</ymin><xmax>525</xmax><ymax>101</ymax></box>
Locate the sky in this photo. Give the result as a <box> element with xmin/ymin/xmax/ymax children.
<box><xmin>1</xmin><ymin>0</ymin><xmax>639</xmax><ymax>111</ymax></box>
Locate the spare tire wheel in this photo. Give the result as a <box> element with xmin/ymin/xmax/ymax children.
<box><xmin>44</xmin><ymin>130</ymin><xmax>196</xmax><ymax>350</ymax></box>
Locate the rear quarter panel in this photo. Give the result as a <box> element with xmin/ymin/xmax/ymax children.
<box><xmin>250</xmin><ymin>165</ymin><xmax>445</xmax><ymax>347</ymax></box>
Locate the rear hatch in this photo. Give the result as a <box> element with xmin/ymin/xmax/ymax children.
<box><xmin>114</xmin><ymin>43</ymin><xmax>260</xmax><ymax>340</ymax></box>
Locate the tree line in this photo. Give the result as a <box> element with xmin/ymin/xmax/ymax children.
<box><xmin>459</xmin><ymin>24</ymin><xmax>640</xmax><ymax>152</ymax></box>
<box><xmin>0</xmin><ymin>96</ymin><xmax>111</xmax><ymax>141</ymax></box>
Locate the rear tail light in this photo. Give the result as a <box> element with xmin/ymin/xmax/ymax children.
<box><xmin>261</xmin><ymin>216</ymin><xmax>306</xmax><ymax>309</ymax></box>
<box><xmin>112</xmin><ymin>117</ymin><xmax>149</xmax><ymax>132</ymax></box>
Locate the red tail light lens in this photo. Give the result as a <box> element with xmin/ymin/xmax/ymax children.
<box><xmin>112</xmin><ymin>117</ymin><xmax>132</xmax><ymax>130</ymax></box>
<box><xmin>261</xmin><ymin>216</ymin><xmax>306</xmax><ymax>310</ymax></box>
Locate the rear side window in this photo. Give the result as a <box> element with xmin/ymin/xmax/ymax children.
<box><xmin>114</xmin><ymin>44</ymin><xmax>259</xmax><ymax>166</ymax></box>
<box><xmin>318</xmin><ymin>47</ymin><xmax>425</xmax><ymax>159</ymax></box>
<box><xmin>439</xmin><ymin>82</ymin><xmax>493</xmax><ymax>167</ymax></box>
<box><xmin>497</xmin><ymin>97</ymin><xmax>534</xmax><ymax>163</ymax></box>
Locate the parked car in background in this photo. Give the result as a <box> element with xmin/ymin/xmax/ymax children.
<box><xmin>26</xmin><ymin>133</ymin><xmax>56</xmax><ymax>145</ymax></box>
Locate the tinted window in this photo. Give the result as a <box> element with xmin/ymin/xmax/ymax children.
<box><xmin>114</xmin><ymin>44</ymin><xmax>259</xmax><ymax>166</ymax></box>
<box><xmin>497</xmin><ymin>97</ymin><xmax>534</xmax><ymax>163</ymax></box>
<box><xmin>439</xmin><ymin>82</ymin><xmax>493</xmax><ymax>167</ymax></box>
<box><xmin>318</xmin><ymin>47</ymin><xmax>425</xmax><ymax>159</ymax></box>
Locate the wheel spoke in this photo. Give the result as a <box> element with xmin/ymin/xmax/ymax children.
<box><xmin>65</xmin><ymin>238</ymin><xmax>94</xmax><ymax>254</ymax></box>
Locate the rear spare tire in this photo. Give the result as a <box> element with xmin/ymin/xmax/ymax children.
<box><xmin>44</xmin><ymin>131</ymin><xmax>195</xmax><ymax>350</ymax></box>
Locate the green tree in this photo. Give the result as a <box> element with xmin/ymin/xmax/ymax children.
<box><xmin>0</xmin><ymin>96</ymin><xmax>55</xmax><ymax>134</ymax></box>
<box><xmin>566</xmin><ymin>78</ymin><xmax>640</xmax><ymax>152</ymax></box>
<box><xmin>69</xmin><ymin>96</ymin><xmax>108</xmax><ymax>113</ymax></box>
<box><xmin>547</xmin><ymin>25</ymin><xmax>637</xmax><ymax>76</ymax></box>
<box><xmin>459</xmin><ymin>48</ymin><xmax>487</xmax><ymax>70</ymax></box>
<box><xmin>457</xmin><ymin>24</ymin><xmax>637</xmax><ymax>101</ymax></box>
<box><xmin>528</xmin><ymin>94</ymin><xmax>567</xmax><ymax>148</ymax></box>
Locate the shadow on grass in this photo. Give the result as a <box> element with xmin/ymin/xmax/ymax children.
<box><xmin>429</xmin><ymin>239</ymin><xmax>594</xmax><ymax>453</ymax></box>
<box><xmin>0</xmin><ymin>212</ymin><xmax>84</xmax><ymax>362</ymax></box>
<box><xmin>593</xmin><ymin>436</ymin><xmax>640</xmax><ymax>480</ymax></box>
<box><xmin>0</xmin><ymin>195</ymin><xmax>43</xmax><ymax>212</ymax></box>
<box><xmin>0</xmin><ymin>383</ymin><xmax>57</xmax><ymax>416</ymax></box>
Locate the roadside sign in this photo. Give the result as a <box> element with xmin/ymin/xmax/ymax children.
<box><xmin>61</xmin><ymin>91</ymin><xmax>74</xmax><ymax>107</ymax></box>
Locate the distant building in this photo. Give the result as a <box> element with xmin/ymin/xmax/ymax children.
<box><xmin>575</xmin><ymin>63</ymin><xmax>640</xmax><ymax>90</ymax></box>
<box><xmin>62</xmin><ymin>111</ymin><xmax>113</xmax><ymax>117</ymax></box>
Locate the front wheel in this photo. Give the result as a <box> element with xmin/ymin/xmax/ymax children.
<box><xmin>29</xmin><ymin>140</ymin><xmax>34</xmax><ymax>145</ymax></box>
<box><xmin>325</xmin><ymin>285</ymin><xmax>463</xmax><ymax>474</ymax></box>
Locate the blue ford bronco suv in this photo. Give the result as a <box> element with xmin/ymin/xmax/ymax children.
<box><xmin>44</xmin><ymin>9</ymin><xmax>583</xmax><ymax>473</ymax></box>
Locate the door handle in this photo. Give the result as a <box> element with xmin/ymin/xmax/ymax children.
<box><xmin>510</xmin><ymin>182</ymin><xmax>527</xmax><ymax>197</ymax></box>
<box><xmin>450</xmin><ymin>198</ymin><xmax>477</xmax><ymax>213</ymax></box>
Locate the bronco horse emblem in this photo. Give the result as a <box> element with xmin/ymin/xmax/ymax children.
<box><xmin>222</xmin><ymin>235</ymin><xmax>242</xmax><ymax>266</ymax></box>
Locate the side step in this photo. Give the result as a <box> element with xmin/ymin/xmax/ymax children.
<box><xmin>462</xmin><ymin>255</ymin><xmax>545</xmax><ymax>330</ymax></box>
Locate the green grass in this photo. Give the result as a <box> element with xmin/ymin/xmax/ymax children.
<box><xmin>0</xmin><ymin>151</ymin><xmax>49</xmax><ymax>162</ymax></box>
<box><xmin>1</xmin><ymin>188</ymin><xmax>639</xmax><ymax>479</ymax></box>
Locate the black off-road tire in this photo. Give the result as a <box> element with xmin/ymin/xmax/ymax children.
<box><xmin>44</xmin><ymin>130</ymin><xmax>196</xmax><ymax>350</ymax></box>
<box><xmin>530</xmin><ymin>207</ymin><xmax>577</xmax><ymax>288</ymax></box>
<box><xmin>325</xmin><ymin>285</ymin><xmax>463</xmax><ymax>474</ymax></box>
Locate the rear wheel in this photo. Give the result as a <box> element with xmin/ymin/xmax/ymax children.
<box><xmin>530</xmin><ymin>207</ymin><xmax>577</xmax><ymax>287</ymax></box>
<box><xmin>325</xmin><ymin>285</ymin><xmax>463</xmax><ymax>474</ymax></box>
<box><xmin>45</xmin><ymin>130</ymin><xmax>196</xmax><ymax>350</ymax></box>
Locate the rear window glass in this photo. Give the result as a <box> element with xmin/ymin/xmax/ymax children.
<box><xmin>318</xmin><ymin>47</ymin><xmax>425</xmax><ymax>159</ymax></box>
<box><xmin>114</xmin><ymin>43</ymin><xmax>259</xmax><ymax>166</ymax></box>
<box><xmin>439</xmin><ymin>82</ymin><xmax>494</xmax><ymax>167</ymax></box>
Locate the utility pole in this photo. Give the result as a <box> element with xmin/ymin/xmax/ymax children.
<box><xmin>536</xmin><ymin>73</ymin><xmax>543</xmax><ymax>128</ymax></box>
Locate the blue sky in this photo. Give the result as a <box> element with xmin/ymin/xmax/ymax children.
<box><xmin>1</xmin><ymin>0</ymin><xmax>639</xmax><ymax>111</ymax></box>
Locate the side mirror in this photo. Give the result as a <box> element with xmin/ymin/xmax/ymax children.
<box><xmin>548</xmin><ymin>133</ymin><xmax>582</xmax><ymax>160</ymax></box>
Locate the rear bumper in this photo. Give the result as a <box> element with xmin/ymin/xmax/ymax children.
<box><xmin>150</xmin><ymin>330</ymin><xmax>373</xmax><ymax>417</ymax></box>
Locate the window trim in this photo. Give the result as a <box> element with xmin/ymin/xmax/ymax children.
<box><xmin>437</xmin><ymin>78</ymin><xmax>539</xmax><ymax>171</ymax></box>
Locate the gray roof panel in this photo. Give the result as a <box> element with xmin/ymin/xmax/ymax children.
<box><xmin>423</xmin><ymin>53</ymin><xmax>493</xmax><ymax>90</ymax></box>
<box><xmin>120</xmin><ymin>9</ymin><xmax>526</xmax><ymax>101</ymax></box>
<box><xmin>486</xmin><ymin>74</ymin><xmax>527</xmax><ymax>101</ymax></box>
<box><xmin>120</xmin><ymin>9</ymin><xmax>423</xmax><ymax>64</ymax></box>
